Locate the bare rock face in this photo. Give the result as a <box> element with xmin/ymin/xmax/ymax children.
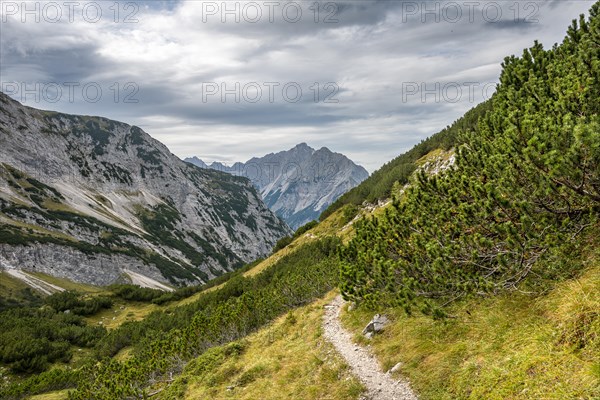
<box><xmin>0</xmin><ymin>92</ymin><xmax>291</xmax><ymax>286</ymax></box>
<box><xmin>186</xmin><ymin>143</ymin><xmax>369</xmax><ymax>230</ymax></box>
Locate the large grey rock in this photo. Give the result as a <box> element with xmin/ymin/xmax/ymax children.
<box><xmin>388</xmin><ymin>362</ymin><xmax>403</xmax><ymax>374</ymax></box>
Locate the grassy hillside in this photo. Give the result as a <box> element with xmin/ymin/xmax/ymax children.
<box><xmin>0</xmin><ymin>272</ymin><xmax>42</xmax><ymax>310</ymax></box>
<box><xmin>0</xmin><ymin>236</ymin><xmax>339</xmax><ymax>400</ymax></box>
<box><xmin>0</xmin><ymin>231</ymin><xmax>338</xmax><ymax>399</ymax></box>
<box><xmin>160</xmin><ymin>292</ymin><xmax>364</xmax><ymax>400</ymax></box>
<box><xmin>0</xmin><ymin>271</ymin><xmax>102</xmax><ymax>311</ymax></box>
<box><xmin>153</xmin><ymin>233</ymin><xmax>598</xmax><ymax>400</ymax></box>
<box><xmin>341</xmin><ymin>246</ymin><xmax>600</xmax><ymax>399</ymax></box>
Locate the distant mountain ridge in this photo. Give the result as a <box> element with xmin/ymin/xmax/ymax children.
<box><xmin>185</xmin><ymin>143</ymin><xmax>369</xmax><ymax>229</ymax></box>
<box><xmin>0</xmin><ymin>92</ymin><xmax>291</xmax><ymax>287</ymax></box>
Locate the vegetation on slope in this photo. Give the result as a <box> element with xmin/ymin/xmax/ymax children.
<box><xmin>160</xmin><ymin>292</ymin><xmax>364</xmax><ymax>400</ymax></box>
<box><xmin>320</xmin><ymin>100</ymin><xmax>492</xmax><ymax>221</ymax></box>
<box><xmin>340</xmin><ymin>6</ymin><xmax>600</xmax><ymax>315</ymax></box>
<box><xmin>341</xmin><ymin>251</ymin><xmax>600</xmax><ymax>399</ymax></box>
<box><xmin>64</xmin><ymin>237</ymin><xmax>340</xmax><ymax>399</ymax></box>
<box><xmin>0</xmin><ymin>291</ymin><xmax>111</xmax><ymax>375</ymax></box>
<box><xmin>0</xmin><ymin>272</ymin><xmax>43</xmax><ymax>311</ymax></box>
<box><xmin>0</xmin><ymin>264</ymin><xmax>262</xmax><ymax>399</ymax></box>
<box><xmin>0</xmin><ymin>194</ymin><xmax>203</xmax><ymax>285</ymax></box>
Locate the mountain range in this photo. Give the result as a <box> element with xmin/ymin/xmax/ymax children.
<box><xmin>185</xmin><ymin>143</ymin><xmax>369</xmax><ymax>229</ymax></box>
<box><xmin>0</xmin><ymin>92</ymin><xmax>291</xmax><ymax>287</ymax></box>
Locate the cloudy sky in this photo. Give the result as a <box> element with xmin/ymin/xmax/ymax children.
<box><xmin>0</xmin><ymin>0</ymin><xmax>595</xmax><ymax>171</ymax></box>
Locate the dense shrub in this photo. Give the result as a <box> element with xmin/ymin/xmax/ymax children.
<box><xmin>0</xmin><ymin>307</ymin><xmax>106</xmax><ymax>373</ymax></box>
<box><xmin>340</xmin><ymin>6</ymin><xmax>600</xmax><ymax>316</ymax></box>
<box><xmin>0</xmin><ymin>368</ymin><xmax>79</xmax><ymax>400</ymax></box>
<box><xmin>108</xmin><ymin>285</ymin><xmax>164</xmax><ymax>302</ymax></box>
<box><xmin>292</xmin><ymin>220</ymin><xmax>318</xmax><ymax>239</ymax></box>
<box><xmin>272</xmin><ymin>236</ymin><xmax>292</xmax><ymax>253</ymax></box>
<box><xmin>45</xmin><ymin>291</ymin><xmax>113</xmax><ymax>316</ymax></box>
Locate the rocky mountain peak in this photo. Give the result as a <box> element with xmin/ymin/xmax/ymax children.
<box><xmin>185</xmin><ymin>144</ymin><xmax>369</xmax><ymax>229</ymax></box>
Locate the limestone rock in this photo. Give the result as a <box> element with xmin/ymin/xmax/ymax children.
<box><xmin>362</xmin><ymin>314</ymin><xmax>390</xmax><ymax>335</ymax></box>
<box><xmin>186</xmin><ymin>143</ymin><xmax>369</xmax><ymax>230</ymax></box>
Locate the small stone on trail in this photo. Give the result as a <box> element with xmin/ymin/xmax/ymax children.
<box><xmin>388</xmin><ymin>362</ymin><xmax>403</xmax><ymax>374</ymax></box>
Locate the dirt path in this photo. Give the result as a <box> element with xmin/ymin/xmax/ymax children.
<box><xmin>323</xmin><ymin>295</ymin><xmax>417</xmax><ymax>400</ymax></box>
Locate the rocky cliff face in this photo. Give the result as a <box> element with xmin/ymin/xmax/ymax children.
<box><xmin>0</xmin><ymin>92</ymin><xmax>290</xmax><ymax>287</ymax></box>
<box><xmin>186</xmin><ymin>143</ymin><xmax>369</xmax><ymax>230</ymax></box>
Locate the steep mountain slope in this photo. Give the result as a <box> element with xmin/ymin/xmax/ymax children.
<box><xmin>186</xmin><ymin>143</ymin><xmax>369</xmax><ymax>229</ymax></box>
<box><xmin>320</xmin><ymin>100</ymin><xmax>492</xmax><ymax>221</ymax></box>
<box><xmin>0</xmin><ymin>92</ymin><xmax>290</xmax><ymax>287</ymax></box>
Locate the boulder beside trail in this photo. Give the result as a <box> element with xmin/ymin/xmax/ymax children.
<box><xmin>362</xmin><ymin>314</ymin><xmax>390</xmax><ymax>336</ymax></box>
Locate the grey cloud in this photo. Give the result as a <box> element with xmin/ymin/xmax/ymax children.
<box><xmin>186</xmin><ymin>0</ymin><xmax>405</xmax><ymax>37</ymax></box>
<box><xmin>0</xmin><ymin>0</ymin><xmax>595</xmax><ymax>171</ymax></box>
<box><xmin>486</xmin><ymin>19</ymin><xmax>539</xmax><ymax>30</ymax></box>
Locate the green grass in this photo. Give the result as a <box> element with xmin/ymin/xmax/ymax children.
<box><xmin>0</xmin><ymin>272</ymin><xmax>43</xmax><ymax>309</ymax></box>
<box><xmin>340</xmin><ymin>263</ymin><xmax>600</xmax><ymax>399</ymax></box>
<box><xmin>28</xmin><ymin>389</ymin><xmax>69</xmax><ymax>399</ymax></box>
<box><xmin>414</xmin><ymin>148</ymin><xmax>454</xmax><ymax>167</ymax></box>
<box><xmin>84</xmin><ymin>300</ymin><xmax>159</xmax><ymax>330</ymax></box>
<box><xmin>160</xmin><ymin>292</ymin><xmax>364</xmax><ymax>400</ymax></box>
<box><xmin>0</xmin><ymin>212</ymin><xmax>76</xmax><ymax>242</ymax></box>
<box><xmin>0</xmin><ymin>272</ymin><xmax>32</xmax><ymax>295</ymax></box>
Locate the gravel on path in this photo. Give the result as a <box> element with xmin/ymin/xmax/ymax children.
<box><xmin>322</xmin><ymin>295</ymin><xmax>418</xmax><ymax>400</ymax></box>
